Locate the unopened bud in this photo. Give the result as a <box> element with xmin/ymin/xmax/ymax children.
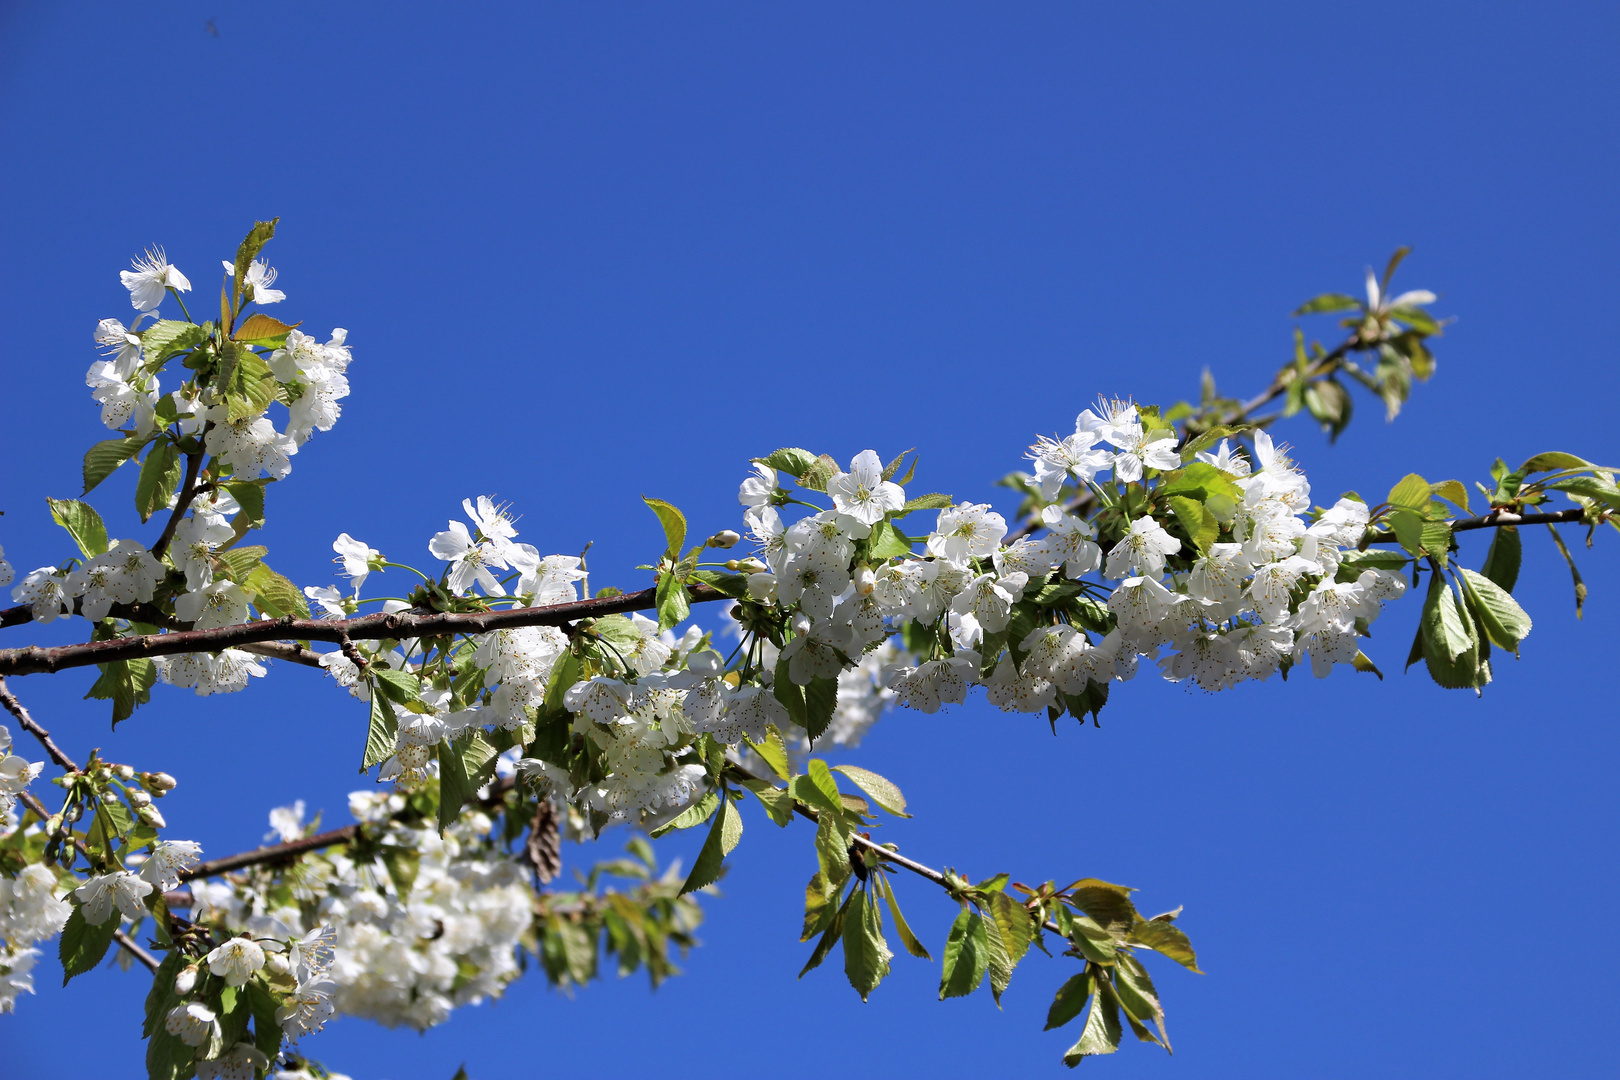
<box><xmin>114</xmin><ymin>765</ymin><xmax>135</xmax><ymax>781</ymax></box>
<box><xmin>144</xmin><ymin>772</ymin><xmax>178</xmax><ymax>794</ymax></box>
<box><xmin>127</xmin><ymin>789</ymin><xmax>152</xmax><ymax>808</ymax></box>
<box><xmin>266</xmin><ymin>953</ymin><xmax>290</xmax><ymax>976</ymax></box>
<box><xmin>63</xmin><ymin>802</ymin><xmax>83</xmax><ymax>824</ymax></box>
<box><xmin>853</xmin><ymin>565</ymin><xmax>876</xmax><ymax>596</ymax></box>
<box><xmin>790</xmin><ymin>613</ymin><xmax>812</xmax><ymax>637</ymax></box>
<box><xmin>138</xmin><ymin>804</ymin><xmax>167</xmax><ymax>828</ymax></box>
<box><xmin>174</xmin><ymin>965</ymin><xmax>198</xmax><ymax>994</ymax></box>
<box><xmin>100</xmin><ymin>791</ymin><xmax>119</xmax><ymax>806</ymax></box>
<box><xmin>707</xmin><ymin>530</ymin><xmax>741</xmax><ymax>549</ymax></box>
<box><xmin>736</xmin><ymin>558</ymin><xmax>766</xmax><ymax>574</ymax></box>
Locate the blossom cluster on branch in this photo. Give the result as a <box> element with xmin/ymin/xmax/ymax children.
<box><xmin>1</xmin><ymin>224</ymin><xmax>1614</xmax><ymax>1077</ymax></box>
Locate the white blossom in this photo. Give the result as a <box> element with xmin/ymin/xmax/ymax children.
<box><xmin>120</xmin><ymin>247</ymin><xmax>190</xmax><ymax>312</ymax></box>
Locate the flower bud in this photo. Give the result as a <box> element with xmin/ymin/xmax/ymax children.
<box><xmin>114</xmin><ymin>765</ymin><xmax>135</xmax><ymax>780</ymax></box>
<box><xmin>138</xmin><ymin>804</ymin><xmax>167</xmax><ymax>828</ymax></box>
<box><xmin>144</xmin><ymin>772</ymin><xmax>179</xmax><ymax>794</ymax></box>
<box><xmin>266</xmin><ymin>953</ymin><xmax>290</xmax><ymax>976</ymax></box>
<box><xmin>100</xmin><ymin>791</ymin><xmax>119</xmax><ymax>806</ymax></box>
<box><xmin>127</xmin><ymin>789</ymin><xmax>152</xmax><ymax>808</ymax></box>
<box><xmin>173</xmin><ymin>965</ymin><xmax>198</xmax><ymax>994</ymax></box>
<box><xmin>790</xmin><ymin>613</ymin><xmax>812</xmax><ymax>637</ymax></box>
<box><xmin>707</xmin><ymin>530</ymin><xmax>741</xmax><ymax>549</ymax></box>
<box><xmin>724</xmin><ymin>559</ymin><xmax>740</xmax><ymax>571</ymax></box>
<box><xmin>736</xmin><ymin>558</ymin><xmax>767</xmax><ymax>574</ymax></box>
<box><xmin>853</xmin><ymin>564</ymin><xmax>876</xmax><ymax>596</ymax></box>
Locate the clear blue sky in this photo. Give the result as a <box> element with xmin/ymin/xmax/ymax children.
<box><xmin>3</xmin><ymin>3</ymin><xmax>1618</xmax><ymax>1077</ymax></box>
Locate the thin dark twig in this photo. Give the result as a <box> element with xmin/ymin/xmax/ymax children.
<box><xmin>149</xmin><ymin>449</ymin><xmax>206</xmax><ymax>561</ymax></box>
<box><xmin>113</xmin><ymin>929</ymin><xmax>159</xmax><ymax>972</ymax></box>
<box><xmin>0</xmin><ymin>584</ymin><xmax>729</xmax><ymax>678</ymax></box>
<box><xmin>0</xmin><ymin>677</ymin><xmax>79</xmax><ymax>771</ymax></box>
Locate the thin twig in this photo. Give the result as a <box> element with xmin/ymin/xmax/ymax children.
<box><xmin>1364</xmin><ymin>506</ymin><xmax>1586</xmax><ymax>544</ymax></box>
<box><xmin>0</xmin><ymin>584</ymin><xmax>730</xmax><ymax>678</ymax></box>
<box><xmin>149</xmin><ymin>449</ymin><xmax>206</xmax><ymax>561</ymax></box>
<box><xmin>113</xmin><ymin>928</ymin><xmax>160</xmax><ymax>972</ymax></box>
<box><xmin>0</xmin><ymin>677</ymin><xmax>79</xmax><ymax>771</ymax></box>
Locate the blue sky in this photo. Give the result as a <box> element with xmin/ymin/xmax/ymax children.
<box><xmin>2</xmin><ymin>2</ymin><xmax>1619</xmax><ymax>1077</ymax></box>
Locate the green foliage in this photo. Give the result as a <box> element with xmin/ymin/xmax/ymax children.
<box><xmin>680</xmin><ymin>796</ymin><xmax>740</xmax><ymax>895</ymax></box>
<box><xmin>641</xmin><ymin>497</ymin><xmax>686</xmax><ymax>561</ymax></box>
<box><xmin>48</xmin><ymin>497</ymin><xmax>108</xmax><ymax>558</ymax></box>
<box><xmin>831</xmin><ymin>765</ymin><xmax>909</xmax><ymax>817</ymax></box>
<box><xmin>84</xmin><ymin>657</ymin><xmax>158</xmax><ymax>726</ymax></box>
<box><xmin>82</xmin><ymin>434</ymin><xmax>151</xmax><ymax>495</ymax></box>
<box><xmin>134</xmin><ymin>442</ymin><xmax>183</xmax><ymax>523</ymax></box>
<box><xmin>58</xmin><ymin>906</ymin><xmax>118</xmax><ymax>983</ymax></box>
<box><xmin>230</xmin><ymin>218</ymin><xmax>279</xmax><ymax>311</ymax></box>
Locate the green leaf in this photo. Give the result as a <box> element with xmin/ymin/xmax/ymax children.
<box><xmin>437</xmin><ymin>737</ymin><xmax>476</xmax><ymax>833</ymax></box>
<box><xmin>799</xmin><ymin>889</ymin><xmax>851</xmax><ymax>977</ymax></box>
<box><xmin>233</xmin><ymin>312</ymin><xmax>299</xmax><ymax>348</ymax></box>
<box><xmin>985</xmin><ymin>890</ymin><xmax>1034</xmax><ymax>1002</ymax></box>
<box><xmin>1292</xmin><ymin>292</ymin><xmax>1361</xmax><ymax>316</ymax></box>
<box><xmin>1167</xmin><ymin>495</ymin><xmax>1217</xmax><ymax>556</ymax></box>
<box><xmin>82</xmin><ymin>434</ymin><xmax>150</xmax><ymax>495</ymax></box>
<box><xmin>754</xmin><ymin>447</ymin><xmax>819</xmax><ymax>479</ymax></box>
<box><xmin>938</xmin><ymin>908</ymin><xmax>990</xmax><ymax>1000</ymax></box>
<box><xmin>742</xmin><ymin>779</ymin><xmax>796</xmax><ymax>826</ymax></box>
<box><xmin>1067</xmin><ymin>879</ymin><xmax>1138</xmax><ymax>935</ymax></box>
<box><xmin>813</xmin><ymin>812</ymin><xmax>853</xmax><ymax>886</ymax></box>
<box><xmin>641</xmin><ymin>497</ymin><xmax>687</xmax><ymax>561</ymax></box>
<box><xmin>1430</xmin><ymin>479</ymin><xmax>1472</xmax><ymax>514</ymax></box>
<box><xmin>1116</xmin><ymin>953</ymin><xmax>1171</xmax><ymax>1050</ymax></box>
<box><xmin>231</xmin><ymin>218</ymin><xmax>279</xmax><ymax>310</ymax></box>
<box><xmin>686</xmin><ymin>569</ymin><xmax>749</xmax><ymax>598</ymax></box>
<box><xmin>654</xmin><ymin>570</ymin><xmax>690</xmax><ymax>632</ymax></box>
<box><xmin>798</xmin><ymin>454</ymin><xmax>840</xmax><ymax>493</ymax></box>
<box><xmin>877</xmin><ymin>873</ymin><xmax>931</xmax><ymax>959</ymax></box>
<box><xmin>680</xmin><ymin>796</ymin><xmax>739</xmax><ymax>895</ymax></box>
<box><xmin>748</xmin><ymin>725</ymin><xmax>791</xmax><ymax>780</ymax></box>
<box><xmin>1067</xmin><ymin>913</ymin><xmax>1118</xmax><ymax>964</ymax></box>
<box><xmin>832</xmin><ymin>765</ymin><xmax>910</xmax><ymax>817</ymax></box>
<box><xmin>216</xmin><ymin>544</ymin><xmax>267</xmax><ymax>584</ymax></box>
<box><xmin>1352</xmin><ymin>651</ymin><xmax>1383</xmax><ymax>679</ymax></box>
<box><xmin>1064</xmin><ymin>973</ymin><xmax>1124</xmax><ymax>1064</ymax></box>
<box><xmin>224</xmin><ymin>349</ymin><xmax>278</xmax><ymax>422</ymax></box>
<box><xmin>139</xmin><ymin>319</ymin><xmax>209</xmax><ymax>365</ymax></box>
<box><xmin>843</xmin><ymin>888</ymin><xmax>893</xmax><ymax>1001</ymax></box>
<box><xmin>773</xmin><ymin>653</ymin><xmax>807</xmax><ymax>728</ymax></box>
<box><xmin>134</xmin><ymin>442</ymin><xmax>183</xmax><ymax>524</ymax></box>
<box><xmin>244</xmin><ymin>976</ymin><xmax>284</xmax><ymax>1061</ymax></box>
<box><xmin>1419</xmin><ymin>572</ymin><xmax>1480</xmax><ymax>689</ymax></box>
<box><xmin>362</xmin><ymin>689</ymin><xmax>398</xmax><ymax>771</ymax></box>
<box><xmin>85</xmin><ymin>657</ymin><xmax>157</xmax><ymax>727</ymax></box>
<box><xmin>1480</xmin><ymin>525</ymin><xmax>1522</xmax><ymax>593</ymax></box>
<box><xmin>866</xmin><ymin>519</ymin><xmax>913</xmax><ymax>560</ymax></box>
<box><xmin>1549</xmin><ymin>475</ymin><xmax>1620</xmax><ymax>511</ymax></box>
<box><xmin>803</xmin><ymin>676</ymin><xmax>839</xmax><ymax>743</ymax></box>
<box><xmin>245</xmin><ymin>562</ymin><xmax>310</xmax><ymax>618</ymax></box>
<box><xmin>59</xmin><ymin>906</ymin><xmax>118</xmax><ymax>983</ymax></box>
<box><xmin>47</xmin><ymin>497</ymin><xmax>108</xmax><ymax>558</ymax></box>
<box><xmin>1046</xmin><ymin>970</ymin><xmax>1095</xmax><ymax>1031</ymax></box>
<box><xmin>1387</xmin><ymin>473</ymin><xmax>1432</xmax><ymax>512</ymax></box>
<box><xmin>805</xmin><ymin>759</ymin><xmax>843</xmax><ymax>807</ymax></box>
<box><xmin>896</xmin><ymin>492</ymin><xmax>953</xmax><ymax>518</ymax></box>
<box><xmin>142</xmin><ymin>949</ymin><xmax>185</xmax><ymax>1038</ymax></box>
<box><xmin>802</xmin><ymin>869</ymin><xmax>843</xmax><ymax>940</ymax></box>
<box><xmin>1458</xmin><ymin>568</ymin><xmax>1533</xmax><ymax>653</ymax></box>
<box><xmin>650</xmin><ymin>789</ymin><xmax>719</xmax><ymax>838</ymax></box>
<box><xmin>1520</xmin><ymin>451</ymin><xmax>1594</xmax><ymax>476</ymax></box>
<box><xmin>371</xmin><ymin>667</ymin><xmax>421</xmax><ymax>704</ymax></box>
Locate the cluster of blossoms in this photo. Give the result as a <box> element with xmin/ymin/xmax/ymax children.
<box><xmin>188</xmin><ymin>795</ymin><xmax>533</xmax><ymax>1033</ymax></box>
<box><xmin>0</xmin><ymin>859</ymin><xmax>70</xmax><ymax>1013</ymax></box>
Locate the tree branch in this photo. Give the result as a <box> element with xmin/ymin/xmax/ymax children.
<box><xmin>1364</xmin><ymin>507</ymin><xmax>1586</xmax><ymax>544</ymax></box>
<box><xmin>149</xmin><ymin>449</ymin><xmax>206</xmax><ymax>562</ymax></box>
<box><xmin>113</xmin><ymin>928</ymin><xmax>160</xmax><ymax>972</ymax></box>
<box><xmin>0</xmin><ymin>584</ymin><xmax>730</xmax><ymax>678</ymax></box>
<box><xmin>0</xmin><ymin>677</ymin><xmax>79</xmax><ymax>771</ymax></box>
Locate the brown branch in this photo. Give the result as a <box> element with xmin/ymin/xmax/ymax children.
<box><xmin>0</xmin><ymin>584</ymin><xmax>730</xmax><ymax>678</ymax></box>
<box><xmin>113</xmin><ymin>928</ymin><xmax>160</xmax><ymax>972</ymax></box>
<box><xmin>0</xmin><ymin>677</ymin><xmax>79</xmax><ymax>771</ymax></box>
<box><xmin>177</xmin><ymin>776</ymin><xmax>520</xmax><ymax>883</ymax></box>
<box><xmin>1364</xmin><ymin>507</ymin><xmax>1586</xmax><ymax>544</ymax></box>
<box><xmin>149</xmin><ymin>449</ymin><xmax>206</xmax><ymax>562</ymax></box>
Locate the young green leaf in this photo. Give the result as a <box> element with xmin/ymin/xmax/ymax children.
<box><xmin>641</xmin><ymin>497</ymin><xmax>687</xmax><ymax>561</ymax></box>
<box><xmin>747</xmin><ymin>725</ymin><xmax>791</xmax><ymax>780</ymax></box>
<box><xmin>1064</xmin><ymin>973</ymin><xmax>1124</xmax><ymax>1064</ymax></box>
<box><xmin>1458</xmin><ymin>568</ymin><xmax>1533</xmax><ymax>653</ymax></box>
<box><xmin>754</xmin><ymin>447</ymin><xmax>819</xmax><ymax>479</ymax></box>
<box><xmin>939</xmin><ymin>908</ymin><xmax>990</xmax><ymax>1000</ymax></box>
<box><xmin>231</xmin><ymin>218</ymin><xmax>279</xmax><ymax>309</ymax></box>
<box><xmin>1544</xmin><ymin>524</ymin><xmax>1587</xmax><ymax>619</ymax></box>
<box><xmin>59</xmin><ymin>906</ymin><xmax>118</xmax><ymax>983</ymax></box>
<box><xmin>877</xmin><ymin>873</ymin><xmax>932</xmax><ymax>960</ymax></box>
<box><xmin>362</xmin><ymin>689</ymin><xmax>398</xmax><ymax>771</ymax></box>
<box><xmin>233</xmin><ymin>312</ymin><xmax>299</xmax><ymax>347</ymax></box>
<box><xmin>1045</xmin><ymin>970</ymin><xmax>1095</xmax><ymax>1030</ymax></box>
<box><xmin>1128</xmin><ymin>916</ymin><xmax>1202</xmax><ymax>972</ymax></box>
<box><xmin>680</xmin><ymin>796</ymin><xmax>739</xmax><ymax>895</ymax></box>
<box><xmin>1292</xmin><ymin>292</ymin><xmax>1361</xmax><ymax>316</ymax></box>
<box><xmin>843</xmin><ymin>888</ymin><xmax>893</xmax><ymax>1001</ymax></box>
<box><xmin>799</xmin><ymin>889</ymin><xmax>852</xmax><ymax>977</ymax></box>
<box><xmin>82</xmin><ymin>435</ymin><xmax>150</xmax><ymax>495</ymax></box>
<box><xmin>1480</xmin><ymin>525</ymin><xmax>1522</xmax><ymax>593</ymax></box>
<box><xmin>134</xmin><ymin>442</ymin><xmax>184</xmax><ymax>524</ymax></box>
<box><xmin>649</xmin><ymin>789</ymin><xmax>719</xmax><ymax>838</ymax></box>
<box><xmin>803</xmin><ymin>676</ymin><xmax>839</xmax><ymax>742</ymax></box>
<box><xmin>831</xmin><ymin>765</ymin><xmax>910</xmax><ymax>817</ymax></box>
<box><xmin>1386</xmin><ymin>473</ymin><xmax>1432</xmax><ymax>512</ymax></box>
<box><xmin>47</xmin><ymin>497</ymin><xmax>109</xmax><ymax>558</ymax></box>
<box><xmin>1167</xmin><ymin>496</ymin><xmax>1218</xmax><ymax>556</ymax></box>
